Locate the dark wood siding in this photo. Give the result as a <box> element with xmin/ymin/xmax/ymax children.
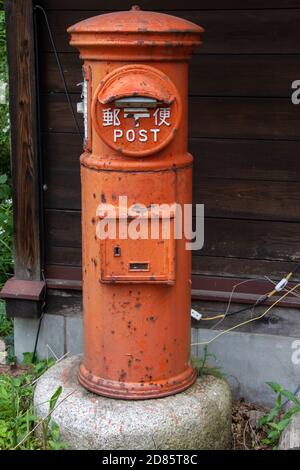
<box><xmin>34</xmin><ymin>1</ymin><xmax>300</xmax><ymax>299</ymax></box>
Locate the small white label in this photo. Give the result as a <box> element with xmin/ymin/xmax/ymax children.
<box><xmin>77</xmin><ymin>102</ymin><xmax>84</xmax><ymax>114</ymax></box>
<box><xmin>191</xmin><ymin>309</ymin><xmax>202</xmax><ymax>321</ymax></box>
<box><xmin>83</xmin><ymin>77</ymin><xmax>88</xmax><ymax>144</ymax></box>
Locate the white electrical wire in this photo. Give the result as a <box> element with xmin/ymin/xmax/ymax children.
<box><xmin>192</xmin><ymin>283</ymin><xmax>300</xmax><ymax>347</ymax></box>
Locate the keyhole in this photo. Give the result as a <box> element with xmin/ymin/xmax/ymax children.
<box><xmin>114</xmin><ymin>246</ymin><xmax>121</xmax><ymax>257</ymax></box>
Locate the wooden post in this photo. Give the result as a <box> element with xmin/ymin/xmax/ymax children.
<box><xmin>0</xmin><ymin>1</ymin><xmax>45</xmax><ymax>318</ymax></box>
<box><xmin>5</xmin><ymin>0</ymin><xmax>41</xmax><ymax>280</ymax></box>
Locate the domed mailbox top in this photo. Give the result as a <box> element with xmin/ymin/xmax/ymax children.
<box><xmin>68</xmin><ymin>6</ymin><xmax>204</xmax><ymax>61</ymax></box>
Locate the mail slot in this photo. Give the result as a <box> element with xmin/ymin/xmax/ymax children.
<box><xmin>68</xmin><ymin>6</ymin><xmax>203</xmax><ymax>399</ymax></box>
<box><xmin>129</xmin><ymin>263</ymin><xmax>150</xmax><ymax>272</ymax></box>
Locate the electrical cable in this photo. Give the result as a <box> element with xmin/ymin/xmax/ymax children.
<box><xmin>32</xmin><ymin>311</ymin><xmax>45</xmax><ymax>364</ymax></box>
<box><xmin>32</xmin><ymin>271</ymin><xmax>47</xmax><ymax>364</ymax></box>
<box><xmin>204</xmin><ymin>278</ymin><xmax>269</xmax><ymax>330</ymax></box>
<box><xmin>31</xmin><ymin>5</ymin><xmax>47</xmax><ymax>365</ymax></box>
<box><xmin>265</xmin><ymin>275</ymin><xmax>300</xmax><ymax>300</ymax></box>
<box><xmin>34</xmin><ymin>5</ymin><xmax>83</xmax><ymax>139</ymax></box>
<box><xmin>199</xmin><ymin>293</ymin><xmax>269</xmax><ymax>322</ymax></box>
<box><xmin>201</xmin><ymin>315</ymin><xmax>225</xmax><ymax>321</ymax></box>
<box><xmin>283</xmin><ymin>383</ymin><xmax>300</xmax><ymax>409</ymax></box>
<box><xmin>192</xmin><ymin>283</ymin><xmax>300</xmax><ymax>347</ymax></box>
<box><xmin>291</xmin><ymin>262</ymin><xmax>300</xmax><ymax>275</ymax></box>
<box><xmin>30</xmin><ymin>6</ymin><xmax>84</xmax><ymax>362</ymax></box>
<box><xmin>200</xmin><ymin>263</ymin><xmax>300</xmax><ymax>322</ymax></box>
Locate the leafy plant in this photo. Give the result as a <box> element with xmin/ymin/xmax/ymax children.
<box><xmin>259</xmin><ymin>382</ymin><xmax>300</xmax><ymax>448</ymax></box>
<box><xmin>0</xmin><ymin>1</ymin><xmax>13</xmax><ymax>342</ymax></box>
<box><xmin>192</xmin><ymin>345</ymin><xmax>224</xmax><ymax>379</ymax></box>
<box><xmin>0</xmin><ymin>357</ymin><xmax>68</xmax><ymax>450</ymax></box>
<box><xmin>0</xmin><ymin>300</ymin><xmax>12</xmax><ymax>337</ymax></box>
<box><xmin>0</xmin><ymin>191</ymin><xmax>13</xmax><ymax>287</ymax></box>
<box><xmin>5</xmin><ymin>331</ymin><xmax>14</xmax><ymax>363</ymax></box>
<box><xmin>0</xmin><ymin>373</ymin><xmax>38</xmax><ymax>449</ymax></box>
<box><xmin>40</xmin><ymin>386</ymin><xmax>68</xmax><ymax>451</ymax></box>
<box><xmin>0</xmin><ymin>2</ymin><xmax>10</xmax><ymax>177</ymax></box>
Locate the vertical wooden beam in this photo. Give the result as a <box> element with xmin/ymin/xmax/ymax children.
<box><xmin>5</xmin><ymin>0</ymin><xmax>42</xmax><ymax>281</ymax></box>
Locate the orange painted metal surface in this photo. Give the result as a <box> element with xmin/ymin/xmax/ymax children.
<box><xmin>68</xmin><ymin>6</ymin><xmax>203</xmax><ymax>399</ymax></box>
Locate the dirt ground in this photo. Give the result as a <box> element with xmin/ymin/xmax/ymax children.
<box><xmin>232</xmin><ymin>400</ymin><xmax>270</xmax><ymax>450</ymax></box>
<box><xmin>0</xmin><ymin>363</ymin><xmax>30</xmax><ymax>377</ymax></box>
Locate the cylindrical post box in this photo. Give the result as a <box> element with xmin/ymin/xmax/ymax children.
<box><xmin>68</xmin><ymin>6</ymin><xmax>203</xmax><ymax>400</ymax></box>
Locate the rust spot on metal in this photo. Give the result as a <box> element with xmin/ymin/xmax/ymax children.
<box><xmin>147</xmin><ymin>316</ymin><xmax>157</xmax><ymax>323</ymax></box>
<box><xmin>119</xmin><ymin>370</ymin><xmax>127</xmax><ymax>382</ymax></box>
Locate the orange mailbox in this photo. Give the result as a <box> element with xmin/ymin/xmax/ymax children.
<box><xmin>68</xmin><ymin>6</ymin><xmax>203</xmax><ymax>399</ymax></box>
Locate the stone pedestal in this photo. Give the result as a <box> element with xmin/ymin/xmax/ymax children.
<box><xmin>34</xmin><ymin>356</ymin><xmax>232</xmax><ymax>450</ymax></box>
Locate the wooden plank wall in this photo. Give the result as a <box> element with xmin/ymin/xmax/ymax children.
<box><xmin>34</xmin><ymin>0</ymin><xmax>300</xmax><ymax>289</ymax></box>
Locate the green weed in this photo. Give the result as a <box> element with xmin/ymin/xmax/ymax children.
<box><xmin>0</xmin><ymin>356</ymin><xmax>68</xmax><ymax>450</ymax></box>
<box><xmin>192</xmin><ymin>345</ymin><xmax>224</xmax><ymax>379</ymax></box>
<box><xmin>259</xmin><ymin>381</ymin><xmax>300</xmax><ymax>448</ymax></box>
<box><xmin>0</xmin><ymin>2</ymin><xmax>13</xmax><ymax>333</ymax></box>
<box><xmin>0</xmin><ymin>300</ymin><xmax>12</xmax><ymax>337</ymax></box>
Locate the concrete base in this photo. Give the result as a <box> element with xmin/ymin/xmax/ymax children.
<box><xmin>34</xmin><ymin>356</ymin><xmax>232</xmax><ymax>450</ymax></box>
